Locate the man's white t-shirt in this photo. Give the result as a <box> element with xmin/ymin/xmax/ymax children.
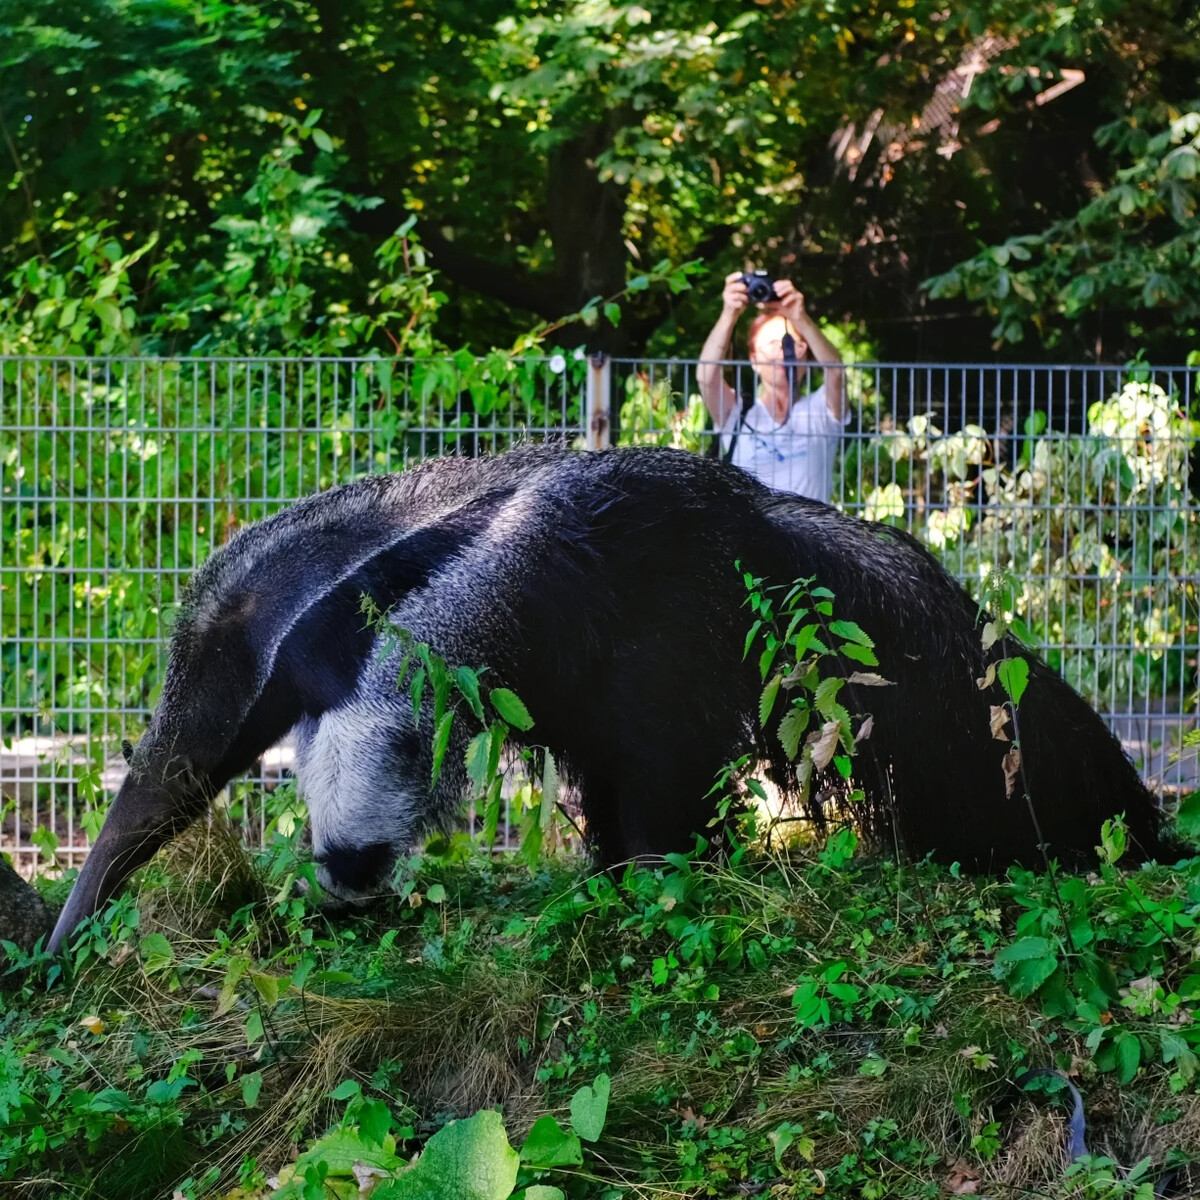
<box><xmin>720</xmin><ymin>384</ymin><xmax>849</xmax><ymax>503</ymax></box>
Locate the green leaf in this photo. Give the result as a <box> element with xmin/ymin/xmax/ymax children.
<box><xmin>282</xmin><ymin>1127</ymin><xmax>401</xmax><ymax>1194</ymax></box>
<box><xmin>250</xmin><ymin>973</ymin><xmax>281</xmax><ymax>1013</ymax></box>
<box><xmin>465</xmin><ymin>730</ymin><xmax>493</xmax><ymax>791</ymax></box>
<box><xmin>1175</xmin><ymin>790</ymin><xmax>1200</xmax><ymax>841</ymax></box>
<box><xmin>311</xmin><ymin>127</ymin><xmax>334</xmax><ymax>152</ymax></box>
<box><xmin>245</xmin><ymin>1011</ymin><xmax>264</xmax><ymax>1045</ymax></box>
<box><xmin>759</xmin><ymin>674</ymin><xmax>782</xmax><ymax>727</ymax></box>
<box><xmin>140</xmin><ymin>932</ymin><xmax>174</xmax><ymax>975</ymax></box>
<box><xmin>519</xmin><ymin>1115</ymin><xmax>583</xmax><ymax>1168</ymax></box>
<box><xmin>778</xmin><ymin>705</ymin><xmax>810</xmax><ymax>760</ymax></box>
<box><xmin>828</xmin><ymin>620</ymin><xmax>873</xmax><ymax>647</ymax></box>
<box><xmin>995</xmin><ymin>935</ymin><xmax>1055</xmax><ymax>963</ymax></box>
<box><xmin>426</xmin><ymin>883</ymin><xmax>447</xmax><ymax>904</ymax></box>
<box><xmin>489</xmin><ymin>687</ymin><xmax>534</xmax><ymax>731</ymax></box>
<box><xmin>996</xmin><ymin>657</ymin><xmax>1029</xmax><ymax>706</ymax></box>
<box><xmin>569</xmin><ymin>1074</ymin><xmax>611</xmax><ymax>1142</ymax></box>
<box><xmin>88</xmin><ymin>1087</ymin><xmax>134</xmax><ymax>1113</ymax></box>
<box><xmin>358</xmin><ymin>1098</ymin><xmax>394</xmax><ymax>1147</ymax></box>
<box><xmin>242</xmin><ymin>1070</ymin><xmax>263</xmax><ymax>1108</ymax></box>
<box><xmin>540</xmin><ymin>751</ymin><xmax>559</xmax><ymax>832</ymax></box>
<box><xmin>92</xmin><ymin>298</ymin><xmax>121</xmax><ymax>329</ymax></box>
<box><xmin>743</xmin><ymin>619</ymin><xmax>762</xmax><ymax>659</ymax></box>
<box><xmin>1114</xmin><ymin>1031</ymin><xmax>1141</xmax><ymax>1084</ymax></box>
<box><xmin>373</xmin><ymin>1110</ymin><xmax>518</xmax><ymax>1200</ymax></box>
<box><xmin>410</xmin><ymin>667</ymin><xmax>426</xmax><ymax>717</ymax></box>
<box><xmin>603</xmin><ymin>301</ymin><xmax>621</xmax><ymax>327</ymax></box>
<box><xmin>840</xmin><ymin>643</ymin><xmax>879</xmax><ymax>666</ymax></box>
<box><xmin>995</xmin><ymin>936</ymin><xmax>1058</xmax><ymax>999</ymax></box>
<box><xmin>431</xmin><ymin>710</ymin><xmax>454</xmax><ymax>785</ymax></box>
<box><xmin>518</xmin><ymin>1188</ymin><xmax>566</xmax><ymax>1200</ymax></box>
<box><xmin>454</xmin><ymin>666</ymin><xmax>486</xmax><ymax>721</ymax></box>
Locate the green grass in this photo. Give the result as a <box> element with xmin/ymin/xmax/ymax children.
<box><xmin>3</xmin><ymin>813</ymin><xmax>1200</xmax><ymax>1199</ymax></box>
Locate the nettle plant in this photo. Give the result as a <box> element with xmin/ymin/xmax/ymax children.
<box><xmin>359</xmin><ymin>595</ymin><xmax>570</xmax><ymax>868</ymax></box>
<box><xmin>729</xmin><ymin>567</ymin><xmax>892</xmax><ymax>856</ymax></box>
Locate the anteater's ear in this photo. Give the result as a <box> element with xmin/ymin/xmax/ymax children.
<box><xmin>121</xmin><ymin>739</ymin><xmax>134</xmax><ymax>764</ymax></box>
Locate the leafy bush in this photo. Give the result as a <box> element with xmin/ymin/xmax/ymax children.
<box><xmin>846</xmin><ymin>375</ymin><xmax>1200</xmax><ymax>705</ymax></box>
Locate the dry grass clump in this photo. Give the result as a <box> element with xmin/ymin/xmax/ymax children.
<box><xmin>138</xmin><ymin>812</ymin><xmax>267</xmax><ymax>940</ymax></box>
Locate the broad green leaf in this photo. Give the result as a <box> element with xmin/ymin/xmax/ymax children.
<box><xmin>431</xmin><ymin>710</ymin><xmax>454</xmax><ymax>785</ymax></box>
<box><xmin>249</xmin><ymin>971</ymin><xmax>280</xmax><ymax>1009</ymax></box>
<box><xmin>996</xmin><ymin>657</ymin><xmax>1030</xmax><ymax>706</ymax></box>
<box><xmin>489</xmin><ymin>687</ymin><xmax>534</xmax><ymax>731</ymax></box>
<box><xmin>828</xmin><ymin>620</ymin><xmax>873</xmax><ymax>647</ymax></box>
<box><xmin>519</xmin><ymin>1115</ymin><xmax>583</xmax><ymax>1168</ymax></box>
<box><xmin>454</xmin><ymin>665</ymin><xmax>485</xmax><ymax>721</ymax></box>
<box><xmin>465</xmin><ymin>730</ymin><xmax>492</xmax><ymax>791</ymax></box>
<box><xmin>140</xmin><ymin>932</ymin><xmax>174</xmax><ymax>975</ymax></box>
<box><xmin>569</xmin><ymin>1074</ymin><xmax>611</xmax><ymax>1142</ymax></box>
<box><xmin>995</xmin><ymin>936</ymin><xmax>1059</xmax><ymax>998</ymax></box>
<box><xmin>242</xmin><ymin>1070</ymin><xmax>263</xmax><ymax>1108</ymax></box>
<box><xmin>1115</xmin><ymin>1031</ymin><xmax>1141</xmax><ymax>1084</ymax></box>
<box><xmin>778</xmin><ymin>705</ymin><xmax>810</xmax><ymax>760</ymax></box>
<box><xmin>540</xmin><ymin>751</ymin><xmax>559</xmax><ymax>831</ymax></box>
<box><xmin>245</xmin><ymin>1011</ymin><xmax>264</xmax><ymax>1045</ymax></box>
<box><xmin>1175</xmin><ymin>790</ymin><xmax>1200</xmax><ymax>841</ymax></box>
<box><xmin>358</xmin><ymin>1097</ymin><xmax>393</xmax><ymax>1147</ymax></box>
<box><xmin>840</xmin><ymin>642</ymin><xmax>879</xmax><ymax>666</ymax></box>
<box><xmin>275</xmin><ymin>1129</ymin><xmax>401</xmax><ymax>1199</ymax></box>
<box><xmin>374</xmin><ymin>1110</ymin><xmax>518</xmax><ymax>1200</ymax></box>
<box><xmin>759</xmin><ymin>674</ymin><xmax>782</xmax><ymax>727</ymax></box>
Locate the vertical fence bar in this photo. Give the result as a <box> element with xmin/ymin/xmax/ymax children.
<box><xmin>586</xmin><ymin>353</ymin><xmax>612</xmax><ymax>451</ymax></box>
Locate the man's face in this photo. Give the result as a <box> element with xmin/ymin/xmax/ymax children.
<box><xmin>750</xmin><ymin>315</ymin><xmax>807</xmax><ymax>369</ymax></box>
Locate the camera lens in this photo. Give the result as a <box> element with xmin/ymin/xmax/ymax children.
<box><xmin>743</xmin><ymin>274</ymin><xmax>775</xmax><ymax>304</ymax></box>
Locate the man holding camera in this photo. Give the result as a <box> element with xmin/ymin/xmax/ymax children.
<box><xmin>697</xmin><ymin>270</ymin><xmax>847</xmax><ymax>503</ymax></box>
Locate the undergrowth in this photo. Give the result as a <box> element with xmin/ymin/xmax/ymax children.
<box><xmin>3</xmin><ymin>813</ymin><xmax>1200</xmax><ymax>1199</ymax></box>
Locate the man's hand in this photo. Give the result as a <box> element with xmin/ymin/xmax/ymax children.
<box><xmin>721</xmin><ymin>271</ymin><xmax>749</xmax><ymax>316</ymax></box>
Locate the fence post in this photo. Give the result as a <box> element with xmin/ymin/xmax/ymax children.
<box><xmin>586</xmin><ymin>352</ymin><xmax>611</xmax><ymax>450</ymax></box>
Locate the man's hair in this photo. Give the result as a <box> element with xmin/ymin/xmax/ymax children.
<box><xmin>746</xmin><ymin>312</ymin><xmax>808</xmax><ymax>360</ymax></box>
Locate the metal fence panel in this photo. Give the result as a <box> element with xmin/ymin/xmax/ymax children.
<box><xmin>2</xmin><ymin>354</ymin><xmax>1197</xmax><ymax>870</ymax></box>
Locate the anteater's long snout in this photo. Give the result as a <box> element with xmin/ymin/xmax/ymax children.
<box><xmin>47</xmin><ymin>765</ymin><xmax>210</xmax><ymax>956</ymax></box>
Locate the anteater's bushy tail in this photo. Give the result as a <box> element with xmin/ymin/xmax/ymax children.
<box><xmin>754</xmin><ymin>492</ymin><xmax>1167</xmax><ymax>869</ymax></box>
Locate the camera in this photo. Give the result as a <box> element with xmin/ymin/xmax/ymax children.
<box><xmin>741</xmin><ymin>270</ymin><xmax>778</xmax><ymax>305</ymax></box>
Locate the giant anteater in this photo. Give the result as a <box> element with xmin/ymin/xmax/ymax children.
<box><xmin>48</xmin><ymin>445</ymin><xmax>1165</xmax><ymax>953</ymax></box>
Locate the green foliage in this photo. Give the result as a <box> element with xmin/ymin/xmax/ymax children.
<box><xmin>358</xmin><ymin>602</ymin><xmax>571</xmax><ymax>865</ymax></box>
<box><xmin>4</xmin><ymin>827</ymin><xmax>1200</xmax><ymax>1197</ymax></box>
<box><xmin>4</xmin><ymin>0</ymin><xmax>1198</xmax><ymax>360</ymax></box>
<box><xmin>738</xmin><ymin>569</ymin><xmax>884</xmax><ymax>823</ymax></box>
<box><xmin>927</xmin><ymin>107</ymin><xmax>1200</xmax><ymax>349</ymax></box>
<box><xmin>846</xmin><ymin>376</ymin><xmax>1200</xmax><ymax>706</ymax></box>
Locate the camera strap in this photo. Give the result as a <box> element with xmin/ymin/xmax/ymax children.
<box><xmin>782</xmin><ymin>331</ymin><xmax>798</xmax><ymax>402</ymax></box>
<box><xmin>721</xmin><ymin>381</ymin><xmax>756</xmax><ymax>464</ymax></box>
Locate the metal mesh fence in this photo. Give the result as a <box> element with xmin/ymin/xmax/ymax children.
<box><xmin>2</xmin><ymin>354</ymin><xmax>1197</xmax><ymax>870</ymax></box>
